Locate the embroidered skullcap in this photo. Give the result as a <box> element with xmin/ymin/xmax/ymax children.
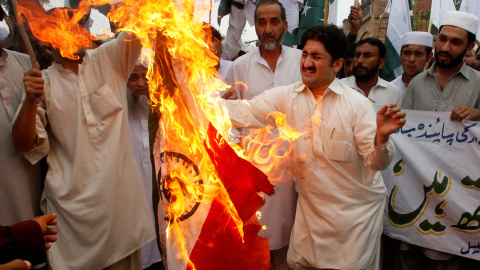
<box><xmin>402</xmin><ymin>32</ymin><xmax>433</xmax><ymax>48</ymax></box>
<box><xmin>441</xmin><ymin>11</ymin><xmax>480</xmax><ymax>35</ymax></box>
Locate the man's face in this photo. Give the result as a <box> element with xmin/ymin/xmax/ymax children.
<box><xmin>301</xmin><ymin>40</ymin><xmax>342</xmax><ymax>90</ymax></box>
<box><xmin>435</xmin><ymin>25</ymin><xmax>472</xmax><ymax>69</ymax></box>
<box><xmin>464</xmin><ymin>47</ymin><xmax>476</xmax><ymax>67</ymax></box>
<box><xmin>400</xmin><ymin>45</ymin><xmax>430</xmax><ymax>77</ymax></box>
<box><xmin>127</xmin><ymin>65</ymin><xmax>149</xmax><ymax>98</ymax></box>
<box><xmin>353</xmin><ymin>43</ymin><xmax>384</xmax><ymax>82</ymax></box>
<box><xmin>343</xmin><ymin>57</ymin><xmax>354</xmax><ymax>77</ymax></box>
<box><xmin>255</xmin><ymin>3</ymin><xmax>287</xmax><ymax>51</ymax></box>
<box><xmin>473</xmin><ymin>49</ymin><xmax>480</xmax><ymax>70</ymax></box>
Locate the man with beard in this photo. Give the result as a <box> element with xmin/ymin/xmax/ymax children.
<box><xmin>223</xmin><ymin>0</ymin><xmax>300</xmax><ymax>268</ymax></box>
<box><xmin>341</xmin><ymin>37</ymin><xmax>402</xmax><ymax>105</ymax></box>
<box><xmin>126</xmin><ymin>54</ymin><xmax>164</xmax><ymax>270</ymax></box>
<box><xmin>403</xmin><ymin>11</ymin><xmax>480</xmax><ymax>122</ymax></box>
<box><xmin>401</xmin><ymin>11</ymin><xmax>480</xmax><ymax>270</ymax></box>
<box><xmin>391</xmin><ymin>32</ymin><xmax>433</xmax><ymax>95</ymax></box>
<box><xmin>11</xmin><ymin>10</ymin><xmax>155</xmax><ymax>269</ymax></box>
<box><xmin>221</xmin><ymin>24</ymin><xmax>406</xmax><ymax>270</ymax></box>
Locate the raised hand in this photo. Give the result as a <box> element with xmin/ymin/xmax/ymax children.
<box><xmin>376</xmin><ymin>103</ymin><xmax>406</xmax><ymax>145</ymax></box>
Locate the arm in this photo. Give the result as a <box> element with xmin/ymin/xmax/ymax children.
<box><xmin>12</xmin><ymin>69</ymin><xmax>44</xmax><ymax>152</ymax></box>
<box><xmin>0</xmin><ymin>214</ymin><xmax>57</xmax><ymax>265</ymax></box>
<box><xmin>347</xmin><ymin>6</ymin><xmax>363</xmax><ymax>44</ymax></box>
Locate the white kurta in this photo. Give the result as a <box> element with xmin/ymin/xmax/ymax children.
<box><xmin>0</xmin><ymin>49</ymin><xmax>43</xmax><ymax>226</ymax></box>
<box><xmin>224</xmin><ymin>46</ymin><xmax>301</xmax><ymax>250</ymax></box>
<box><xmin>341</xmin><ymin>75</ymin><xmax>403</xmax><ymax>105</ymax></box>
<box><xmin>126</xmin><ymin>93</ymin><xmax>163</xmax><ymax>269</ymax></box>
<box><xmin>391</xmin><ymin>75</ymin><xmax>408</xmax><ymax>95</ymax></box>
<box><xmin>20</xmin><ymin>32</ymin><xmax>155</xmax><ymax>269</ymax></box>
<box><xmin>222</xmin><ymin>79</ymin><xmax>394</xmax><ymax>270</ymax></box>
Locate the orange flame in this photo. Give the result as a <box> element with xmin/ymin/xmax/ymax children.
<box><xmin>17</xmin><ymin>0</ymin><xmax>96</xmax><ymax>60</ymax></box>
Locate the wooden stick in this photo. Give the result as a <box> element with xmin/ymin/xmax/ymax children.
<box><xmin>324</xmin><ymin>0</ymin><xmax>329</xmax><ymax>25</ymax></box>
<box><xmin>354</xmin><ymin>0</ymin><xmax>360</xmax><ymax>8</ymax></box>
<box><xmin>11</xmin><ymin>0</ymin><xmax>37</xmax><ymax>68</ymax></box>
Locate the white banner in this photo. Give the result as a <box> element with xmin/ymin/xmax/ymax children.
<box><xmin>381</xmin><ymin>109</ymin><xmax>480</xmax><ymax>261</ymax></box>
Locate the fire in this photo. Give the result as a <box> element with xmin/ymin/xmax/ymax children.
<box><xmin>20</xmin><ymin>0</ymin><xmax>304</xmax><ymax>267</ymax></box>
<box><xmin>17</xmin><ymin>0</ymin><xmax>96</xmax><ymax>60</ymax></box>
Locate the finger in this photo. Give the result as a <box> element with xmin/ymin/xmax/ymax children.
<box><xmin>376</xmin><ymin>104</ymin><xmax>389</xmax><ymax>115</ymax></box>
<box><xmin>0</xmin><ymin>259</ymin><xmax>31</xmax><ymax>270</ymax></box>
<box><xmin>46</xmin><ymin>227</ymin><xmax>58</xmax><ymax>235</ymax></box>
<box><xmin>44</xmin><ymin>235</ymin><xmax>57</xmax><ymax>243</ymax></box>
<box><xmin>45</xmin><ymin>213</ymin><xmax>57</xmax><ymax>223</ymax></box>
<box><xmin>450</xmin><ymin>111</ymin><xmax>460</xmax><ymax>121</ymax></box>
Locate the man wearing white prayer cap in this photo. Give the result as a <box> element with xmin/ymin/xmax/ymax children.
<box><xmin>401</xmin><ymin>10</ymin><xmax>480</xmax><ymax>270</ymax></box>
<box><xmin>464</xmin><ymin>44</ymin><xmax>478</xmax><ymax>67</ymax></box>
<box><xmin>391</xmin><ymin>31</ymin><xmax>433</xmax><ymax>95</ymax></box>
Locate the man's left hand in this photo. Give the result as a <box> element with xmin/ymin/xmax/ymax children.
<box><xmin>450</xmin><ymin>105</ymin><xmax>480</xmax><ymax>121</ymax></box>
<box><xmin>376</xmin><ymin>103</ymin><xmax>406</xmax><ymax>145</ymax></box>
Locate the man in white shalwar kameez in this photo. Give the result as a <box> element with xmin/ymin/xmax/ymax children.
<box><xmin>13</xmin><ymin>30</ymin><xmax>155</xmax><ymax>270</ymax></box>
<box><xmin>221</xmin><ymin>25</ymin><xmax>406</xmax><ymax>270</ymax></box>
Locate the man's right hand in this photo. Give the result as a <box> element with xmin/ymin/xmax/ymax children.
<box><xmin>23</xmin><ymin>68</ymin><xmax>44</xmax><ymax>104</ymax></box>
<box><xmin>31</xmin><ymin>214</ymin><xmax>58</xmax><ymax>250</ymax></box>
<box><xmin>348</xmin><ymin>6</ymin><xmax>363</xmax><ymax>35</ymax></box>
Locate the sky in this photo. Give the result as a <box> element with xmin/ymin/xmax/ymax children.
<box><xmin>1</xmin><ymin>0</ymin><xmax>356</xmax><ymax>42</ymax></box>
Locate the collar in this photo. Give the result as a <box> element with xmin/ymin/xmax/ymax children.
<box><xmin>0</xmin><ymin>48</ymin><xmax>7</xmax><ymax>67</ymax></box>
<box><xmin>293</xmin><ymin>78</ymin><xmax>343</xmax><ymax>95</ymax></box>
<box><xmin>256</xmin><ymin>46</ymin><xmax>285</xmax><ymax>68</ymax></box>
<box><xmin>428</xmin><ymin>62</ymin><xmax>471</xmax><ymax>80</ymax></box>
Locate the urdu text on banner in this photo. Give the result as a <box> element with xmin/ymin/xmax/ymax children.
<box><xmin>381</xmin><ymin>109</ymin><xmax>480</xmax><ymax>261</ymax></box>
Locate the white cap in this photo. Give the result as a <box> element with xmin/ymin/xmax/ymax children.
<box><xmin>402</xmin><ymin>32</ymin><xmax>433</xmax><ymax>48</ymax></box>
<box><xmin>136</xmin><ymin>47</ymin><xmax>153</xmax><ymax>68</ymax></box>
<box><xmin>441</xmin><ymin>11</ymin><xmax>480</xmax><ymax>35</ymax></box>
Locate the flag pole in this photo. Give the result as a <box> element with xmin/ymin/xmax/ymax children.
<box><xmin>1</xmin><ymin>6</ymin><xmax>14</xmax><ymax>36</ymax></box>
<box><xmin>324</xmin><ymin>0</ymin><xmax>329</xmax><ymax>25</ymax></box>
<box><xmin>354</xmin><ymin>0</ymin><xmax>359</xmax><ymax>8</ymax></box>
<box><xmin>11</xmin><ymin>0</ymin><xmax>36</xmax><ymax>69</ymax></box>
<box><xmin>209</xmin><ymin>0</ymin><xmax>212</xmax><ymax>24</ymax></box>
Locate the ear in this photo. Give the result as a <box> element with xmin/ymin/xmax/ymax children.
<box><xmin>334</xmin><ymin>58</ymin><xmax>344</xmax><ymax>73</ymax></box>
<box><xmin>426</xmin><ymin>52</ymin><xmax>433</xmax><ymax>65</ymax></box>
<box><xmin>379</xmin><ymin>58</ymin><xmax>386</xmax><ymax>69</ymax></box>
<box><xmin>284</xmin><ymin>21</ymin><xmax>288</xmax><ymax>34</ymax></box>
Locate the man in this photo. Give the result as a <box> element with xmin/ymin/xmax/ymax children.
<box><xmin>12</xmin><ymin>16</ymin><xmax>155</xmax><ymax>270</ymax></box>
<box><xmin>391</xmin><ymin>32</ymin><xmax>433</xmax><ymax>95</ymax></box>
<box><xmin>126</xmin><ymin>55</ymin><xmax>164</xmax><ymax>270</ymax></box>
<box><xmin>473</xmin><ymin>45</ymin><xmax>480</xmax><ymax>71</ymax></box>
<box><xmin>463</xmin><ymin>44</ymin><xmax>477</xmax><ymax>67</ymax></box>
<box><xmin>221</xmin><ymin>24</ymin><xmax>406</xmax><ymax>270</ymax></box>
<box><xmin>0</xmin><ymin>15</ymin><xmax>44</xmax><ymax>244</ymax></box>
<box><xmin>402</xmin><ymin>11</ymin><xmax>480</xmax><ymax>269</ymax></box>
<box><xmin>341</xmin><ymin>44</ymin><xmax>356</xmax><ymax>78</ymax></box>
<box><xmin>341</xmin><ymin>37</ymin><xmax>403</xmax><ymax>105</ymax></box>
<box><xmin>220</xmin><ymin>0</ymin><xmax>303</xmax><ymax>60</ymax></box>
<box><xmin>203</xmin><ymin>24</ymin><xmax>232</xmax><ymax>80</ymax></box>
<box><xmin>224</xmin><ymin>0</ymin><xmax>300</xmax><ymax>268</ymax></box>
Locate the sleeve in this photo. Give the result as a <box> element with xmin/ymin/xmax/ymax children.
<box><xmin>354</xmin><ymin>100</ymin><xmax>396</xmax><ymax>171</ymax></box>
<box><xmin>99</xmin><ymin>31</ymin><xmax>142</xmax><ymax>82</ymax></box>
<box><xmin>12</xmin><ymin>83</ymin><xmax>50</xmax><ymax>165</ymax></box>
<box><xmin>221</xmin><ymin>87</ymin><xmax>284</xmax><ymax>129</ymax></box>
<box><xmin>0</xmin><ymin>220</ymin><xmax>46</xmax><ymax>265</ymax></box>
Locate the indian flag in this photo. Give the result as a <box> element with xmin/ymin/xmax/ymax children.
<box><xmin>381</xmin><ymin>0</ymin><xmax>412</xmax><ymax>81</ymax></box>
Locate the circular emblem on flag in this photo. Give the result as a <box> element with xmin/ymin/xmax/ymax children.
<box><xmin>159</xmin><ymin>151</ymin><xmax>204</xmax><ymax>222</ymax></box>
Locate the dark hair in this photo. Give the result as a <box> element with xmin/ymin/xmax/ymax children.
<box><xmin>300</xmin><ymin>24</ymin><xmax>347</xmax><ymax>62</ymax></box>
<box><xmin>345</xmin><ymin>44</ymin><xmax>356</xmax><ymax>59</ymax></box>
<box><xmin>439</xmin><ymin>25</ymin><xmax>477</xmax><ymax>44</ymax></box>
<box><xmin>254</xmin><ymin>0</ymin><xmax>286</xmax><ymax>24</ymax></box>
<box><xmin>400</xmin><ymin>44</ymin><xmax>433</xmax><ymax>56</ymax></box>
<box><xmin>357</xmin><ymin>37</ymin><xmax>386</xmax><ymax>59</ymax></box>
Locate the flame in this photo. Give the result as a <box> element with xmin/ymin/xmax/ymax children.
<box><xmin>20</xmin><ymin>0</ymin><xmax>304</xmax><ymax>266</ymax></box>
<box><xmin>17</xmin><ymin>0</ymin><xmax>96</xmax><ymax>60</ymax></box>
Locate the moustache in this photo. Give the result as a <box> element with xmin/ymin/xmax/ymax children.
<box><xmin>436</xmin><ymin>51</ymin><xmax>453</xmax><ymax>58</ymax></box>
<box><xmin>263</xmin><ymin>33</ymin><xmax>276</xmax><ymax>39</ymax></box>
<box><xmin>302</xmin><ymin>66</ymin><xmax>316</xmax><ymax>72</ymax></box>
<box><xmin>354</xmin><ymin>65</ymin><xmax>367</xmax><ymax>72</ymax></box>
